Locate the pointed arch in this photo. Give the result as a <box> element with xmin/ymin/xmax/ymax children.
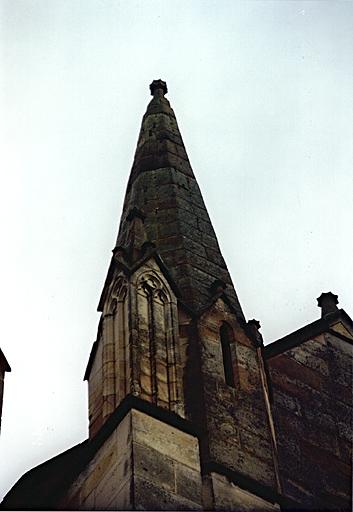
<box><xmin>135</xmin><ymin>268</ymin><xmax>180</xmax><ymax>412</ymax></box>
<box><xmin>102</xmin><ymin>274</ymin><xmax>129</xmax><ymax>421</ymax></box>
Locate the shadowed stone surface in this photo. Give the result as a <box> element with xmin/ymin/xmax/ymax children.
<box><xmin>265</xmin><ymin>313</ymin><xmax>353</xmax><ymax>511</ymax></box>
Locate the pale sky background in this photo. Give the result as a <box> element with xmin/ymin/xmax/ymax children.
<box><xmin>0</xmin><ymin>0</ymin><xmax>352</xmax><ymax>500</ymax></box>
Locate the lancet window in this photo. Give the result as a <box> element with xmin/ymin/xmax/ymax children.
<box><xmin>102</xmin><ymin>275</ymin><xmax>129</xmax><ymax>421</ymax></box>
<box><xmin>136</xmin><ymin>271</ymin><xmax>179</xmax><ymax>412</ymax></box>
<box><xmin>220</xmin><ymin>322</ymin><xmax>237</xmax><ymax>388</ymax></box>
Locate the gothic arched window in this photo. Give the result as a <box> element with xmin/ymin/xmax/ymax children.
<box><xmin>220</xmin><ymin>322</ymin><xmax>236</xmax><ymax>388</ymax></box>
<box><xmin>101</xmin><ymin>275</ymin><xmax>129</xmax><ymax>422</ymax></box>
<box><xmin>136</xmin><ymin>272</ymin><xmax>179</xmax><ymax>411</ymax></box>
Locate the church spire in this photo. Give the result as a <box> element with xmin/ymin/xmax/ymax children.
<box><xmin>77</xmin><ymin>80</ymin><xmax>279</xmax><ymax>507</ymax></box>
<box><xmin>103</xmin><ymin>80</ymin><xmax>244</xmax><ymax>318</ymax></box>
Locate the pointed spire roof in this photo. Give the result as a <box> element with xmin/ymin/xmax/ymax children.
<box><xmin>126</xmin><ymin>79</ymin><xmax>195</xmax><ymax>189</ymax></box>
<box><xmin>108</xmin><ymin>80</ymin><xmax>244</xmax><ymax>318</ymax></box>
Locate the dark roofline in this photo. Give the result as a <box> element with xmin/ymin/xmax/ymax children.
<box><xmin>264</xmin><ymin>309</ymin><xmax>353</xmax><ymax>359</ymax></box>
<box><xmin>2</xmin><ymin>393</ymin><xmax>290</xmax><ymax>510</ymax></box>
<box><xmin>1</xmin><ymin>395</ymin><xmax>200</xmax><ymax>510</ymax></box>
<box><xmin>0</xmin><ymin>348</ymin><xmax>11</xmax><ymax>372</ymax></box>
<box><xmin>0</xmin><ymin>440</ymin><xmax>88</xmax><ymax>510</ymax></box>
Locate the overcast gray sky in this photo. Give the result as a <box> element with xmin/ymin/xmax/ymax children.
<box><xmin>0</xmin><ymin>0</ymin><xmax>352</xmax><ymax>500</ymax></box>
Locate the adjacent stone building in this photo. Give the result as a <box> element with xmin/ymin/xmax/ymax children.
<box><xmin>1</xmin><ymin>81</ymin><xmax>352</xmax><ymax>511</ymax></box>
<box><xmin>265</xmin><ymin>292</ymin><xmax>353</xmax><ymax>510</ymax></box>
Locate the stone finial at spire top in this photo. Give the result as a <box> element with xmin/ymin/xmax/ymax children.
<box><xmin>150</xmin><ymin>79</ymin><xmax>168</xmax><ymax>97</ymax></box>
<box><xmin>317</xmin><ymin>292</ymin><xmax>339</xmax><ymax>317</ymax></box>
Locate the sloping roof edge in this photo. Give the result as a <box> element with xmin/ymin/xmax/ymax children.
<box><xmin>264</xmin><ymin>309</ymin><xmax>353</xmax><ymax>359</ymax></box>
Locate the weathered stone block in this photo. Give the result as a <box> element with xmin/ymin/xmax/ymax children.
<box><xmin>269</xmin><ymin>354</ymin><xmax>323</xmax><ymax>391</ymax></box>
<box><xmin>133</xmin><ymin>442</ymin><xmax>175</xmax><ymax>492</ymax></box>
<box><xmin>132</xmin><ymin>410</ymin><xmax>200</xmax><ymax>470</ymax></box>
<box><xmin>175</xmin><ymin>462</ymin><xmax>202</xmax><ymax>503</ymax></box>
<box><xmin>107</xmin><ymin>480</ymin><xmax>132</xmax><ymax>511</ymax></box>
<box><xmin>211</xmin><ymin>473</ymin><xmax>279</xmax><ymax>511</ymax></box>
<box><xmin>80</xmin><ymin>490</ymin><xmax>95</xmax><ymax>511</ymax></box>
<box><xmin>240</xmin><ymin>427</ymin><xmax>273</xmax><ymax>460</ymax></box>
<box><xmin>134</xmin><ymin>475</ymin><xmax>201</xmax><ymax>510</ymax></box>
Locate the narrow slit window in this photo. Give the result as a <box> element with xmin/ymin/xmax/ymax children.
<box><xmin>220</xmin><ymin>323</ymin><xmax>235</xmax><ymax>387</ymax></box>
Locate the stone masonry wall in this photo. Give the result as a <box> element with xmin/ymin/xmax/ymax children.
<box><xmin>131</xmin><ymin>409</ymin><xmax>202</xmax><ymax>510</ymax></box>
<box><xmin>267</xmin><ymin>332</ymin><xmax>352</xmax><ymax>509</ymax></box>
<box><xmin>62</xmin><ymin>411</ymin><xmax>133</xmax><ymax>510</ymax></box>
<box><xmin>210</xmin><ymin>472</ymin><xmax>280</xmax><ymax>511</ymax></box>
<box><xmin>197</xmin><ymin>298</ymin><xmax>278</xmax><ymax>490</ymax></box>
<box><xmin>62</xmin><ymin>409</ymin><xmax>203</xmax><ymax>510</ymax></box>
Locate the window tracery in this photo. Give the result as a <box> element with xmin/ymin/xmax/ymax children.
<box><xmin>136</xmin><ymin>271</ymin><xmax>179</xmax><ymax>411</ymax></box>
